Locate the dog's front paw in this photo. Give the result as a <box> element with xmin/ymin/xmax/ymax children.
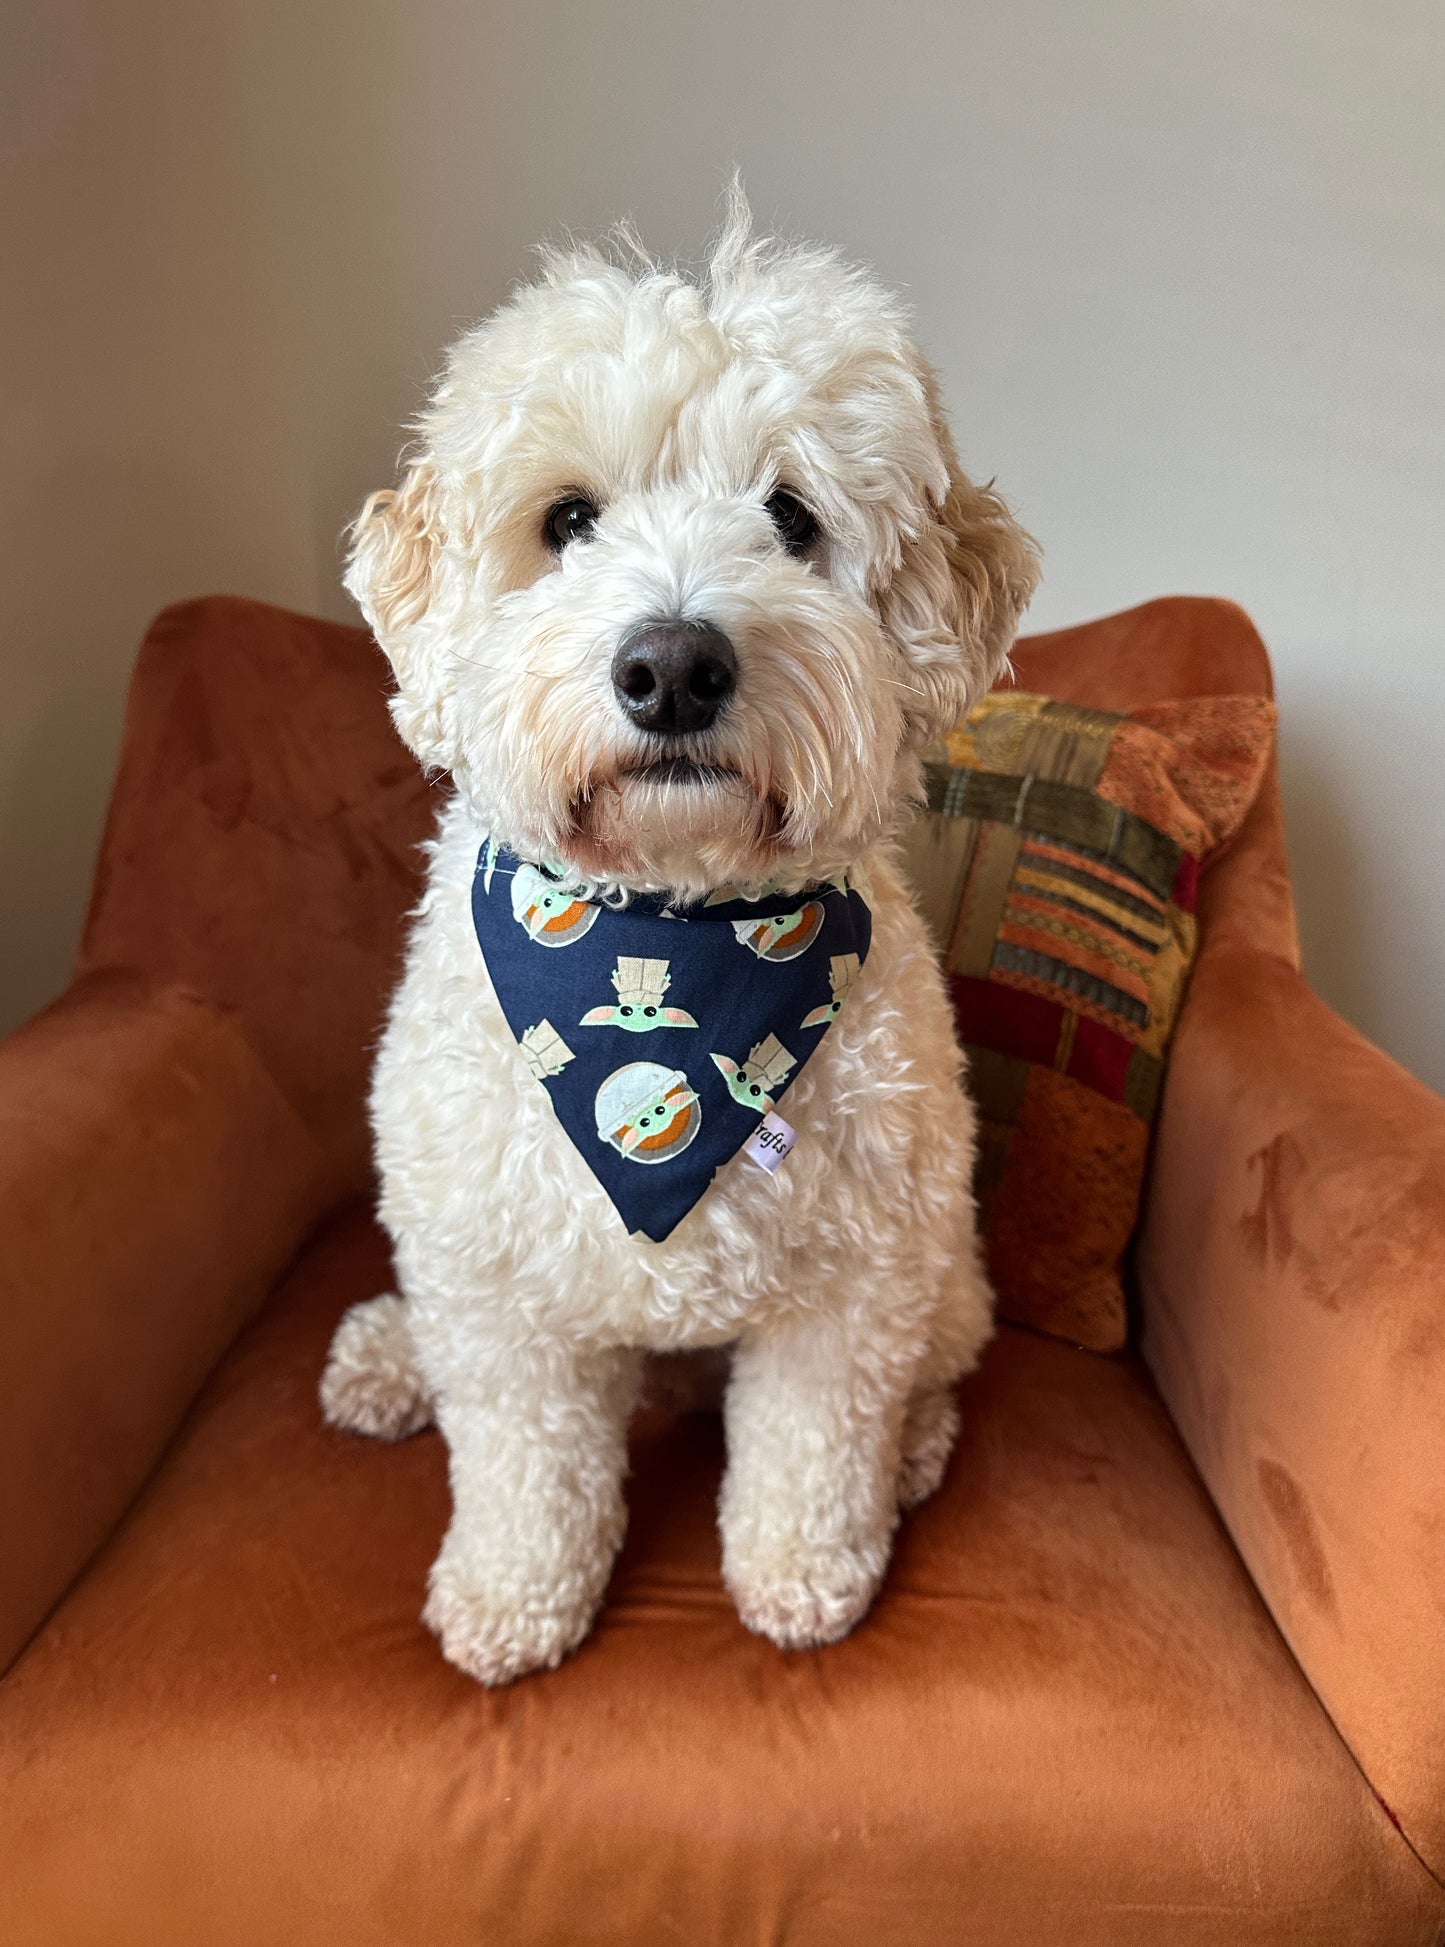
<box><xmin>320</xmin><ymin>1295</ymin><xmax>434</xmax><ymax>1441</ymax></box>
<box><xmin>727</xmin><ymin>1539</ymin><xmax>888</xmax><ymax>1651</ymax></box>
<box><xmin>422</xmin><ymin>1558</ymin><xmax>599</xmax><ymax>1686</ymax></box>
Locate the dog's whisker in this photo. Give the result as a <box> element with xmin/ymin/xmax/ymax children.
<box><xmin>450</xmin><ymin>653</ymin><xmax>556</xmax><ymax>681</ymax></box>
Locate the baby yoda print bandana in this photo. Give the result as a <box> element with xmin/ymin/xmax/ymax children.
<box><xmin>471</xmin><ymin>842</ymin><xmax>873</xmax><ymax>1242</ymax></box>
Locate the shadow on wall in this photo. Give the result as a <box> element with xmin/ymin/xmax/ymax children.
<box><xmin>1276</xmin><ymin>680</ymin><xmax>1444</xmax><ymax>1098</ymax></box>
<box><xmin>0</xmin><ymin>3</ymin><xmax>432</xmax><ymax>1037</ymax></box>
<box><xmin>1277</xmin><ymin>728</ymin><xmax>1377</xmax><ymax>1037</ymax></box>
<box><xmin>0</xmin><ymin>453</ymin><xmax>260</xmax><ymax>1024</ymax></box>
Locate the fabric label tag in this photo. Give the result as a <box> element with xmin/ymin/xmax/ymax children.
<box><xmin>745</xmin><ymin>1111</ymin><xmax>797</xmax><ymax>1175</ymax></box>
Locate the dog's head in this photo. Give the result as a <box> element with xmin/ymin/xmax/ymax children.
<box><xmin>347</xmin><ymin>190</ymin><xmax>1039</xmax><ymax>897</ymax></box>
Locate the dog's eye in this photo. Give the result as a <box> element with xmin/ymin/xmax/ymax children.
<box><xmin>765</xmin><ymin>489</ymin><xmax>820</xmax><ymax>558</ymax></box>
<box><xmin>545</xmin><ymin>497</ymin><xmax>599</xmax><ymax>551</ymax></box>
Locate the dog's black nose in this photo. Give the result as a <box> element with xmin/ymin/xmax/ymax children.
<box><xmin>611</xmin><ymin>620</ymin><xmax>737</xmax><ymax>736</ymax></box>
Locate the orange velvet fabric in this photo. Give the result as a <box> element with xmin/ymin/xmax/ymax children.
<box><xmin>1011</xmin><ymin>593</ymin><xmax>1276</xmax><ymax>714</ymax></box>
<box><xmin>0</xmin><ymin>968</ymin><xmax>324</xmax><ymax>1673</ymax></box>
<box><xmin>1139</xmin><ymin>940</ymin><xmax>1445</xmax><ymax>1883</ymax></box>
<box><xmin>1</xmin><ymin>1207</ymin><xmax>1438</xmax><ymax>1946</ymax></box>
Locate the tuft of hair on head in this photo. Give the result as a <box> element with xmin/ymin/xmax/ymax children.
<box><xmin>534</xmin><ymin>175</ymin><xmax>778</xmax><ymax>305</ymax></box>
<box><xmin>606</xmin><ymin>212</ymin><xmax>657</xmax><ymax>275</ymax></box>
<box><xmin>532</xmin><ymin>210</ymin><xmax>665</xmax><ymax>298</ymax></box>
<box><xmin>703</xmin><ymin>171</ymin><xmax>862</xmax><ymax>317</ymax></box>
<box><xmin>708</xmin><ymin>170</ymin><xmax>761</xmax><ymax>285</ymax></box>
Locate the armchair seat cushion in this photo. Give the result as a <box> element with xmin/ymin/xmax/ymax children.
<box><xmin>0</xmin><ymin>1209</ymin><xmax>1434</xmax><ymax>1946</ymax></box>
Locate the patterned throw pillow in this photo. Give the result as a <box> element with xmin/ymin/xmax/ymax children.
<box><xmin>901</xmin><ymin>690</ymin><xmax>1277</xmax><ymax>1351</ymax></box>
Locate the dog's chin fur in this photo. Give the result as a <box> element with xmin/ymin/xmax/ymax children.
<box><xmin>567</xmin><ymin>768</ymin><xmax>789</xmax><ymax>897</ymax></box>
<box><xmin>321</xmin><ymin>188</ymin><xmax>1041</xmax><ymax>1687</ymax></box>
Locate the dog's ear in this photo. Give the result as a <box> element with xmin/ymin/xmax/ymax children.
<box><xmin>345</xmin><ymin>459</ymin><xmax>457</xmax><ymax>768</ymax></box>
<box><xmin>345</xmin><ymin>458</ymin><xmax>443</xmax><ymax>646</ymax></box>
<box><xmin>881</xmin><ymin>368</ymin><xmax>1040</xmax><ymax>749</ymax></box>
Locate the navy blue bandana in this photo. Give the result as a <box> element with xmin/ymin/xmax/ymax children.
<box><xmin>471</xmin><ymin>842</ymin><xmax>873</xmax><ymax>1241</ymax></box>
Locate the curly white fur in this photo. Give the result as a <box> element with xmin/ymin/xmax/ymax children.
<box><xmin>321</xmin><ymin>188</ymin><xmax>1039</xmax><ymax>1684</ymax></box>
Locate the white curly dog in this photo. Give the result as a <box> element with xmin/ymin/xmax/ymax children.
<box><xmin>321</xmin><ymin>190</ymin><xmax>1039</xmax><ymax>1685</ymax></box>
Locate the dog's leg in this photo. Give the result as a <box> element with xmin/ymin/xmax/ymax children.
<box><xmin>896</xmin><ymin>1384</ymin><xmax>960</xmax><ymax>1510</ymax></box>
<box><xmin>320</xmin><ymin>1294</ymin><xmax>435</xmax><ymax>1440</ymax></box>
<box><xmin>719</xmin><ymin>1313</ymin><xmax>920</xmax><ymax>1649</ymax></box>
<box><xmin>897</xmin><ymin>1231</ymin><xmax>995</xmax><ymax>1507</ymax></box>
<box><xmin>421</xmin><ymin>1340</ymin><xmax>641</xmax><ymax>1686</ymax></box>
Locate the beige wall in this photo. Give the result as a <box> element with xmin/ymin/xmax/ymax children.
<box><xmin>4</xmin><ymin>1</ymin><xmax>1443</xmax><ymax>1089</ymax></box>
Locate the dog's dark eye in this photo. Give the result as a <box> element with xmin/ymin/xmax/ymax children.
<box><xmin>545</xmin><ymin>497</ymin><xmax>599</xmax><ymax>551</ymax></box>
<box><xmin>765</xmin><ymin>489</ymin><xmax>820</xmax><ymax>558</ymax></box>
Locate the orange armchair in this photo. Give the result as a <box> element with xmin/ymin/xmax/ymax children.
<box><xmin>1</xmin><ymin>595</ymin><xmax>1440</xmax><ymax>1945</ymax></box>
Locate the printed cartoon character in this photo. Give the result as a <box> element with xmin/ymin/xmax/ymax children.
<box><xmin>801</xmin><ymin>952</ymin><xmax>862</xmax><ymax>1029</ymax></box>
<box><xmin>580</xmin><ymin>957</ymin><xmax>698</xmax><ymax>1031</ymax></box>
<box><xmin>595</xmin><ymin>1062</ymin><xmax>702</xmax><ymax>1163</ymax></box>
<box><xmin>731</xmin><ymin>901</ymin><xmax>825</xmax><ymax>962</ymax></box>
<box><xmin>519</xmin><ymin>1020</ymin><xmax>575</xmax><ymax>1080</ymax></box>
<box><xmin>710</xmin><ymin>1033</ymin><xmax>796</xmax><ymax>1114</ymax></box>
<box><xmin>478</xmin><ymin>835</ymin><xmax>501</xmax><ymax>894</ymax></box>
<box><xmin>510</xmin><ymin>862</ymin><xmax>600</xmax><ymax>946</ymax></box>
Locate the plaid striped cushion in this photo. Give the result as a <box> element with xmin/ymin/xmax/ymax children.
<box><xmin>903</xmin><ymin>690</ymin><xmax>1277</xmax><ymax>1350</ymax></box>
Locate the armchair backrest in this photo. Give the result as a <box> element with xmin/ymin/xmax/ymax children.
<box><xmin>78</xmin><ymin>597</ymin><xmax>435</xmax><ymax>1202</ymax></box>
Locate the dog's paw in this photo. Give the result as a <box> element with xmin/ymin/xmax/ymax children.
<box><xmin>422</xmin><ymin>1563</ymin><xmax>599</xmax><ymax>1686</ymax></box>
<box><xmin>319</xmin><ymin>1294</ymin><xmax>434</xmax><ymax>1441</ymax></box>
<box><xmin>727</xmin><ymin>1541</ymin><xmax>887</xmax><ymax>1650</ymax></box>
<box><xmin>897</xmin><ymin>1386</ymin><xmax>960</xmax><ymax>1510</ymax></box>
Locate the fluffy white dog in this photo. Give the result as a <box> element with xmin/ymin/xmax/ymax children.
<box><xmin>320</xmin><ymin>191</ymin><xmax>1039</xmax><ymax>1685</ymax></box>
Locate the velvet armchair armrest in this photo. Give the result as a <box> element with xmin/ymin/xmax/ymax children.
<box><xmin>1137</xmin><ymin>940</ymin><xmax>1445</xmax><ymax>1883</ymax></box>
<box><xmin>0</xmin><ymin>970</ymin><xmax>325</xmax><ymax>1675</ymax></box>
